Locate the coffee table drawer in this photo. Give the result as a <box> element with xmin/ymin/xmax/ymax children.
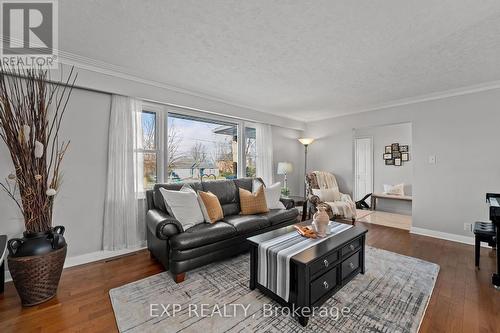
<box><xmin>310</xmin><ymin>251</ymin><xmax>339</xmax><ymax>278</ymax></box>
<box><xmin>310</xmin><ymin>267</ymin><xmax>337</xmax><ymax>304</ymax></box>
<box><xmin>341</xmin><ymin>251</ymin><xmax>360</xmax><ymax>279</ymax></box>
<box><xmin>341</xmin><ymin>238</ymin><xmax>361</xmax><ymax>257</ymax></box>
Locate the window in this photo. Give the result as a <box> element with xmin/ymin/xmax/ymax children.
<box><xmin>167</xmin><ymin>113</ymin><xmax>238</xmax><ymax>182</ymax></box>
<box><xmin>137</xmin><ymin>111</ymin><xmax>158</xmax><ymax>190</ymax></box>
<box><xmin>137</xmin><ymin>104</ymin><xmax>261</xmax><ymax>191</ymax></box>
<box><xmin>245</xmin><ymin>126</ymin><xmax>256</xmax><ymax>177</ymax></box>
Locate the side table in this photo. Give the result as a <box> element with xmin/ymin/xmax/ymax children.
<box><xmin>281</xmin><ymin>195</ymin><xmax>308</xmax><ymax>221</ymax></box>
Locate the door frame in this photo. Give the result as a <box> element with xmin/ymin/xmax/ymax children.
<box><xmin>353</xmin><ymin>135</ymin><xmax>374</xmax><ymax>202</ymax></box>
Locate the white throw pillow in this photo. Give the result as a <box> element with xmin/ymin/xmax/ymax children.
<box><xmin>312</xmin><ymin>188</ymin><xmax>342</xmax><ymax>202</ymax></box>
<box><xmin>159</xmin><ymin>185</ymin><xmax>205</xmax><ymax>229</ymax></box>
<box><xmin>264</xmin><ymin>182</ymin><xmax>286</xmax><ymax>210</ymax></box>
<box><xmin>383</xmin><ymin>183</ymin><xmax>405</xmax><ymax>196</ymax></box>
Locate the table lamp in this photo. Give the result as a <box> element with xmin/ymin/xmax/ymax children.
<box><xmin>277</xmin><ymin>162</ymin><xmax>293</xmax><ymax>197</ymax></box>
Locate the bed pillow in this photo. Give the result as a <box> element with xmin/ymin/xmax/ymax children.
<box><xmin>383</xmin><ymin>183</ymin><xmax>405</xmax><ymax>196</ymax></box>
<box><xmin>264</xmin><ymin>182</ymin><xmax>286</xmax><ymax>210</ymax></box>
<box><xmin>312</xmin><ymin>188</ymin><xmax>342</xmax><ymax>202</ymax></box>
<box><xmin>159</xmin><ymin>185</ymin><xmax>205</xmax><ymax>229</ymax></box>
<box><xmin>239</xmin><ymin>185</ymin><xmax>269</xmax><ymax>215</ymax></box>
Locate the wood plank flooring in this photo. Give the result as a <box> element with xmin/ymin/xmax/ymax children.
<box><xmin>0</xmin><ymin>221</ymin><xmax>499</xmax><ymax>332</ymax></box>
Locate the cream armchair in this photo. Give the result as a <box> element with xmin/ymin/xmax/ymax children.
<box><xmin>306</xmin><ymin>171</ymin><xmax>356</xmax><ymax>224</ymax></box>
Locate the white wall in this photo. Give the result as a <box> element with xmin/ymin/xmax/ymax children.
<box><xmin>0</xmin><ymin>88</ymin><xmax>111</xmax><ymax>257</ymax></box>
<box><xmin>355</xmin><ymin>122</ymin><xmax>412</xmax><ymax>214</ymax></box>
<box><xmin>306</xmin><ymin>88</ymin><xmax>500</xmax><ymax>238</ymax></box>
<box><xmin>272</xmin><ymin>126</ymin><xmax>304</xmax><ymax>196</ymax></box>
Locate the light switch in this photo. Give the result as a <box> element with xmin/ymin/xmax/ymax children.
<box><xmin>428</xmin><ymin>155</ymin><xmax>436</xmax><ymax>164</ymax></box>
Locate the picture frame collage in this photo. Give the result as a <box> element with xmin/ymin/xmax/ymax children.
<box><xmin>384</xmin><ymin>143</ymin><xmax>409</xmax><ymax>166</ymax></box>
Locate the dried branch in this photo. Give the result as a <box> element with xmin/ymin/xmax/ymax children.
<box><xmin>0</xmin><ymin>65</ymin><xmax>76</xmax><ymax>232</ymax></box>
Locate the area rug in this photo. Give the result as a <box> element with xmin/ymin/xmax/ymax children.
<box><xmin>109</xmin><ymin>247</ymin><xmax>439</xmax><ymax>333</ymax></box>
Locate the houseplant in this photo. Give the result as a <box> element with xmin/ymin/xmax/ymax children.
<box><xmin>0</xmin><ymin>66</ymin><xmax>76</xmax><ymax>306</ymax></box>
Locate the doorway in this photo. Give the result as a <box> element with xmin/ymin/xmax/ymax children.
<box><xmin>354</xmin><ymin>137</ymin><xmax>373</xmax><ymax>202</ymax></box>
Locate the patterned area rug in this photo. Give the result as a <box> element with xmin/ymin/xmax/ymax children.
<box><xmin>109</xmin><ymin>247</ymin><xmax>439</xmax><ymax>333</ymax></box>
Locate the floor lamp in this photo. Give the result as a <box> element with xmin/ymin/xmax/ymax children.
<box><xmin>298</xmin><ymin>138</ymin><xmax>315</xmax><ymax>198</ymax></box>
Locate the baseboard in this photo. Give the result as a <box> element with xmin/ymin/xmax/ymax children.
<box><xmin>4</xmin><ymin>246</ymin><xmax>146</xmax><ymax>283</ymax></box>
<box><xmin>410</xmin><ymin>227</ymin><xmax>491</xmax><ymax>248</ymax></box>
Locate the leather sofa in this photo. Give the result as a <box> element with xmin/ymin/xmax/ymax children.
<box><xmin>146</xmin><ymin>178</ymin><xmax>299</xmax><ymax>282</ymax></box>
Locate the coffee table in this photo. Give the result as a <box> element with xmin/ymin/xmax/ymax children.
<box><xmin>247</xmin><ymin>221</ymin><xmax>367</xmax><ymax>326</ymax></box>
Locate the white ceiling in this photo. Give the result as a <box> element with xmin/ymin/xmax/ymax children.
<box><xmin>60</xmin><ymin>0</ymin><xmax>500</xmax><ymax>121</ymax></box>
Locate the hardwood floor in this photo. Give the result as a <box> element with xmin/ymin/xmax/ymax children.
<box><xmin>0</xmin><ymin>222</ymin><xmax>498</xmax><ymax>332</ymax></box>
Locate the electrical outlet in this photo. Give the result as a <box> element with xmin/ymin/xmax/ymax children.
<box><xmin>464</xmin><ymin>223</ymin><xmax>473</xmax><ymax>232</ymax></box>
<box><xmin>428</xmin><ymin>155</ymin><xmax>436</xmax><ymax>164</ymax></box>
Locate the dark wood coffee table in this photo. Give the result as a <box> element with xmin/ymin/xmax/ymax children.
<box><xmin>247</xmin><ymin>221</ymin><xmax>367</xmax><ymax>326</ymax></box>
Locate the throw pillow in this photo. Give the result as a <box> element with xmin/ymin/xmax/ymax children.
<box><xmin>264</xmin><ymin>182</ymin><xmax>286</xmax><ymax>210</ymax></box>
<box><xmin>159</xmin><ymin>185</ymin><xmax>205</xmax><ymax>229</ymax></box>
<box><xmin>239</xmin><ymin>185</ymin><xmax>269</xmax><ymax>215</ymax></box>
<box><xmin>312</xmin><ymin>188</ymin><xmax>342</xmax><ymax>202</ymax></box>
<box><xmin>198</xmin><ymin>191</ymin><xmax>224</xmax><ymax>223</ymax></box>
<box><xmin>383</xmin><ymin>183</ymin><xmax>405</xmax><ymax>196</ymax></box>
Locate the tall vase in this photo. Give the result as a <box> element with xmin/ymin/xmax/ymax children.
<box><xmin>7</xmin><ymin>226</ymin><xmax>67</xmax><ymax>306</ymax></box>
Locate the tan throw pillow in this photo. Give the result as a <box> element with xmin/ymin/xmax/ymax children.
<box><xmin>239</xmin><ymin>185</ymin><xmax>269</xmax><ymax>215</ymax></box>
<box><xmin>198</xmin><ymin>191</ymin><xmax>224</xmax><ymax>223</ymax></box>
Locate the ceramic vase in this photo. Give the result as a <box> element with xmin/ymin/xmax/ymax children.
<box><xmin>313</xmin><ymin>207</ymin><xmax>329</xmax><ymax>237</ymax></box>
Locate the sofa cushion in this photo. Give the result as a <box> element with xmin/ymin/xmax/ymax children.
<box><xmin>233</xmin><ymin>178</ymin><xmax>253</xmax><ymax>192</ymax></box>
<box><xmin>202</xmin><ymin>180</ymin><xmax>238</xmax><ymax>205</ymax></box>
<box><xmin>260</xmin><ymin>208</ymin><xmax>299</xmax><ymax>225</ymax></box>
<box><xmin>222</xmin><ymin>202</ymin><xmax>240</xmax><ymax>216</ymax></box>
<box><xmin>222</xmin><ymin>214</ymin><xmax>270</xmax><ymax>233</ymax></box>
<box><xmin>153</xmin><ymin>182</ymin><xmax>202</xmax><ymax>212</ymax></box>
<box><xmin>169</xmin><ymin>221</ymin><xmax>237</xmax><ymax>250</ymax></box>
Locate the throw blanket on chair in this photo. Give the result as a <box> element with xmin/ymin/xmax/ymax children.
<box><xmin>257</xmin><ymin>222</ymin><xmax>352</xmax><ymax>302</ymax></box>
<box><xmin>310</xmin><ymin>171</ymin><xmax>357</xmax><ymax>220</ymax></box>
<box><xmin>314</xmin><ymin>171</ymin><xmax>338</xmax><ymax>190</ymax></box>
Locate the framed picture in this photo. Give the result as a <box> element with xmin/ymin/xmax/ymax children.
<box><xmin>394</xmin><ymin>158</ymin><xmax>402</xmax><ymax>166</ymax></box>
<box><xmin>402</xmin><ymin>153</ymin><xmax>409</xmax><ymax>161</ymax></box>
<box><xmin>391</xmin><ymin>143</ymin><xmax>399</xmax><ymax>151</ymax></box>
<box><xmin>385</xmin><ymin>146</ymin><xmax>392</xmax><ymax>153</ymax></box>
<box><xmin>392</xmin><ymin>151</ymin><xmax>401</xmax><ymax>158</ymax></box>
<box><xmin>383</xmin><ymin>153</ymin><xmax>392</xmax><ymax>160</ymax></box>
<box><xmin>400</xmin><ymin>145</ymin><xmax>409</xmax><ymax>152</ymax></box>
<box><xmin>385</xmin><ymin>159</ymin><xmax>394</xmax><ymax>165</ymax></box>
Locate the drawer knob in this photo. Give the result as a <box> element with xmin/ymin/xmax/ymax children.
<box><xmin>323</xmin><ymin>281</ymin><xmax>329</xmax><ymax>289</ymax></box>
<box><xmin>323</xmin><ymin>259</ymin><xmax>329</xmax><ymax>267</ymax></box>
<box><xmin>349</xmin><ymin>244</ymin><xmax>355</xmax><ymax>251</ymax></box>
<box><xmin>349</xmin><ymin>262</ymin><xmax>355</xmax><ymax>269</ymax></box>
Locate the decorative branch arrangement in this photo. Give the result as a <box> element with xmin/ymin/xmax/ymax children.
<box><xmin>0</xmin><ymin>66</ymin><xmax>77</xmax><ymax>233</ymax></box>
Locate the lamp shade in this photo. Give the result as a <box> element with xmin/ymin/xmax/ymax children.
<box><xmin>298</xmin><ymin>138</ymin><xmax>315</xmax><ymax>145</ymax></box>
<box><xmin>277</xmin><ymin>162</ymin><xmax>293</xmax><ymax>175</ymax></box>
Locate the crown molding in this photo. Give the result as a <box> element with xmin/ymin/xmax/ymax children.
<box><xmin>306</xmin><ymin>79</ymin><xmax>500</xmax><ymax>122</ymax></box>
<box><xmin>6</xmin><ymin>41</ymin><xmax>498</xmax><ymax>125</ymax></box>
<box><xmin>57</xmin><ymin>50</ymin><xmax>285</xmax><ymax>118</ymax></box>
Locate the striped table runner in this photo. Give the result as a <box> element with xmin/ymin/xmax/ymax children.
<box><xmin>257</xmin><ymin>222</ymin><xmax>352</xmax><ymax>302</ymax></box>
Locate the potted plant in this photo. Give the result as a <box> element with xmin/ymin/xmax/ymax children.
<box><xmin>0</xmin><ymin>66</ymin><xmax>76</xmax><ymax>306</ymax></box>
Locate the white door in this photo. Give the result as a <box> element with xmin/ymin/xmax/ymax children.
<box><xmin>354</xmin><ymin>137</ymin><xmax>373</xmax><ymax>201</ymax></box>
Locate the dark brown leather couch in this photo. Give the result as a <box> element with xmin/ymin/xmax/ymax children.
<box><xmin>146</xmin><ymin>178</ymin><xmax>299</xmax><ymax>282</ymax></box>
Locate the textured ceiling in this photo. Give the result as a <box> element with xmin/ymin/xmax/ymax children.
<box><xmin>60</xmin><ymin>0</ymin><xmax>500</xmax><ymax>121</ymax></box>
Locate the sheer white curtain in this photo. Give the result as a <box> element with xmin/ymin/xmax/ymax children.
<box><xmin>103</xmin><ymin>95</ymin><xmax>145</xmax><ymax>250</ymax></box>
<box><xmin>255</xmin><ymin>123</ymin><xmax>274</xmax><ymax>186</ymax></box>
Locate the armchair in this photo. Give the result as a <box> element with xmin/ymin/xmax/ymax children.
<box><xmin>306</xmin><ymin>171</ymin><xmax>356</xmax><ymax>224</ymax></box>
